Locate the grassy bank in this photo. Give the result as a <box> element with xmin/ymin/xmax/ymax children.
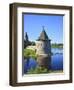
<box><xmin>24</xmin><ymin>48</ymin><xmax>37</xmax><ymax>59</ymax></box>
<box><xmin>26</xmin><ymin>67</ymin><xmax>63</xmax><ymax>74</ymax></box>
<box><xmin>51</xmin><ymin>43</ymin><xmax>63</xmax><ymax>48</ymax></box>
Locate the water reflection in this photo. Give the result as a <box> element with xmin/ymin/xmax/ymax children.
<box><xmin>23</xmin><ymin>48</ymin><xmax>63</xmax><ymax>74</ymax></box>
<box><xmin>37</xmin><ymin>55</ymin><xmax>51</xmax><ymax>70</ymax></box>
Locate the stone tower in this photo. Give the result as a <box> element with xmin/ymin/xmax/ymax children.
<box><xmin>36</xmin><ymin>27</ymin><xmax>51</xmax><ymax>56</ymax></box>
<box><xmin>36</xmin><ymin>27</ymin><xmax>51</xmax><ymax>70</ymax></box>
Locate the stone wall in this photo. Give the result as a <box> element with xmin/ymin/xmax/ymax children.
<box><xmin>36</xmin><ymin>41</ymin><xmax>51</xmax><ymax>55</ymax></box>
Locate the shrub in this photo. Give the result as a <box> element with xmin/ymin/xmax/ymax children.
<box><xmin>27</xmin><ymin>67</ymin><xmax>48</xmax><ymax>74</ymax></box>
<box><xmin>24</xmin><ymin>49</ymin><xmax>37</xmax><ymax>59</ymax></box>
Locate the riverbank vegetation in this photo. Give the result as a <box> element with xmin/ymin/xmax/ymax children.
<box><xmin>24</xmin><ymin>44</ymin><xmax>63</xmax><ymax>59</ymax></box>
<box><xmin>24</xmin><ymin>49</ymin><xmax>37</xmax><ymax>59</ymax></box>
<box><xmin>27</xmin><ymin>67</ymin><xmax>48</xmax><ymax>74</ymax></box>
<box><xmin>51</xmin><ymin>43</ymin><xmax>63</xmax><ymax>48</ymax></box>
<box><xmin>26</xmin><ymin>67</ymin><xmax>63</xmax><ymax>74</ymax></box>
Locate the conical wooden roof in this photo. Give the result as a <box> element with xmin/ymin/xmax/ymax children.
<box><xmin>37</xmin><ymin>27</ymin><xmax>50</xmax><ymax>41</ymax></box>
<box><xmin>24</xmin><ymin>32</ymin><xmax>29</xmax><ymax>41</ymax></box>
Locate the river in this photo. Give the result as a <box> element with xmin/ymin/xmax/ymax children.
<box><xmin>23</xmin><ymin>48</ymin><xmax>63</xmax><ymax>74</ymax></box>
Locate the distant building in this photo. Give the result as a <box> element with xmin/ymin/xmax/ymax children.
<box><xmin>36</xmin><ymin>27</ymin><xmax>51</xmax><ymax>56</ymax></box>
<box><xmin>24</xmin><ymin>32</ymin><xmax>31</xmax><ymax>48</ymax></box>
<box><xmin>24</xmin><ymin>32</ymin><xmax>29</xmax><ymax>41</ymax></box>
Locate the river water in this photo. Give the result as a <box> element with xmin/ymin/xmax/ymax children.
<box><xmin>24</xmin><ymin>48</ymin><xmax>63</xmax><ymax>74</ymax></box>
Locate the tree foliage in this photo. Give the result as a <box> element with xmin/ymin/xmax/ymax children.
<box><xmin>24</xmin><ymin>49</ymin><xmax>37</xmax><ymax>59</ymax></box>
<box><xmin>27</xmin><ymin>67</ymin><xmax>48</xmax><ymax>74</ymax></box>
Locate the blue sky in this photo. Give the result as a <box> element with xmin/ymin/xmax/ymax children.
<box><xmin>23</xmin><ymin>14</ymin><xmax>63</xmax><ymax>43</ymax></box>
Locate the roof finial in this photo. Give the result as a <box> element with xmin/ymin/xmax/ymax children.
<box><xmin>42</xmin><ymin>26</ymin><xmax>45</xmax><ymax>31</ymax></box>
